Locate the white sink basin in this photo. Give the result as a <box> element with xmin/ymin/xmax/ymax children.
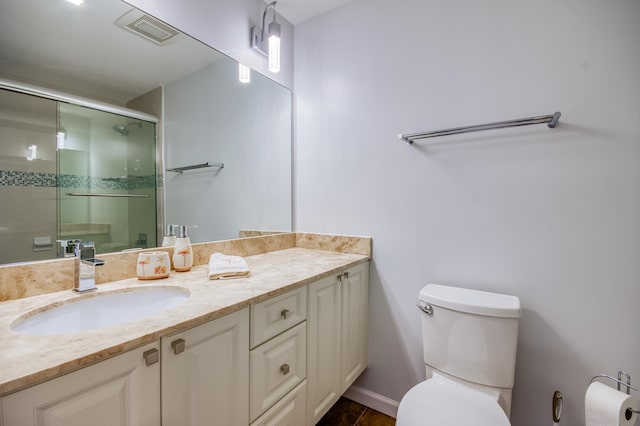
<box><xmin>11</xmin><ymin>286</ymin><xmax>190</xmax><ymax>336</ymax></box>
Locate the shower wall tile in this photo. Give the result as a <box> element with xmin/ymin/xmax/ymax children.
<box><xmin>0</xmin><ymin>186</ymin><xmax>56</xmax><ymax>264</ymax></box>
<box><xmin>0</xmin><ymin>90</ymin><xmax>57</xmax><ymax>174</ymax></box>
<box><xmin>0</xmin><ymin>90</ymin><xmax>58</xmax><ymax>265</ymax></box>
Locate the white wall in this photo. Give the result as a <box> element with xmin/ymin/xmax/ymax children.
<box><xmin>126</xmin><ymin>0</ymin><xmax>294</xmax><ymax>89</ymax></box>
<box><xmin>294</xmin><ymin>0</ymin><xmax>640</xmax><ymax>425</ymax></box>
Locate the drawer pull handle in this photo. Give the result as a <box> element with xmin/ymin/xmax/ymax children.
<box><xmin>172</xmin><ymin>338</ymin><xmax>186</xmax><ymax>355</ymax></box>
<box><xmin>281</xmin><ymin>309</ymin><xmax>292</xmax><ymax>320</ymax></box>
<box><xmin>143</xmin><ymin>348</ymin><xmax>159</xmax><ymax>366</ymax></box>
<box><xmin>343</xmin><ymin>271</ymin><xmax>349</xmax><ymax>279</ymax></box>
<box><xmin>280</xmin><ymin>363</ymin><xmax>290</xmax><ymax>375</ymax></box>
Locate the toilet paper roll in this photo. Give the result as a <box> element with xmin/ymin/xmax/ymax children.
<box><xmin>585</xmin><ymin>382</ymin><xmax>638</xmax><ymax>426</ymax></box>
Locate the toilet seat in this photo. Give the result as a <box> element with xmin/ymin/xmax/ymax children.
<box><xmin>396</xmin><ymin>379</ymin><xmax>511</xmax><ymax>426</ymax></box>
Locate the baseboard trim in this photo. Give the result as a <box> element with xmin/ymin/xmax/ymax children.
<box><xmin>343</xmin><ymin>385</ymin><xmax>400</xmax><ymax>419</ymax></box>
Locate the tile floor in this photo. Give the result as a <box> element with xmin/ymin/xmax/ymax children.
<box><xmin>317</xmin><ymin>397</ymin><xmax>396</xmax><ymax>426</ymax></box>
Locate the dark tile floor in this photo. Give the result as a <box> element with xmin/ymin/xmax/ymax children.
<box><xmin>317</xmin><ymin>397</ymin><xmax>396</xmax><ymax>426</ymax></box>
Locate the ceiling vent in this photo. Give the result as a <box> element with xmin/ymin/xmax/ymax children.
<box><xmin>115</xmin><ymin>9</ymin><xmax>180</xmax><ymax>45</ymax></box>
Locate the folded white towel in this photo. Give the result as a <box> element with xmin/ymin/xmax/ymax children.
<box><xmin>208</xmin><ymin>252</ymin><xmax>251</xmax><ymax>280</ymax></box>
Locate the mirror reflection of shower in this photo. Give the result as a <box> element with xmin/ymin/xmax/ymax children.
<box><xmin>58</xmin><ymin>103</ymin><xmax>158</xmax><ymax>255</ymax></box>
<box><xmin>112</xmin><ymin>121</ymin><xmax>143</xmax><ymax>136</ymax></box>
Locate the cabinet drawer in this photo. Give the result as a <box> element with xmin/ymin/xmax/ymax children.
<box><xmin>250</xmin><ymin>286</ymin><xmax>307</xmax><ymax>348</ymax></box>
<box><xmin>250</xmin><ymin>380</ymin><xmax>306</xmax><ymax>426</ymax></box>
<box><xmin>250</xmin><ymin>322</ymin><xmax>307</xmax><ymax>422</ymax></box>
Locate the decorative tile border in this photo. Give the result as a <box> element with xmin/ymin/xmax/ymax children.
<box><xmin>58</xmin><ymin>174</ymin><xmax>157</xmax><ymax>190</ymax></box>
<box><xmin>0</xmin><ymin>170</ymin><xmax>156</xmax><ymax>190</ymax></box>
<box><xmin>0</xmin><ymin>170</ymin><xmax>57</xmax><ymax>187</ymax></box>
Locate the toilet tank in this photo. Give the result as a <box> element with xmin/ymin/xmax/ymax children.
<box><xmin>419</xmin><ymin>284</ymin><xmax>521</xmax><ymax>389</ymax></box>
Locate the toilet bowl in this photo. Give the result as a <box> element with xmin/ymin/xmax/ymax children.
<box><xmin>396</xmin><ymin>284</ymin><xmax>521</xmax><ymax>425</ymax></box>
<box><xmin>396</xmin><ymin>374</ymin><xmax>510</xmax><ymax>426</ymax></box>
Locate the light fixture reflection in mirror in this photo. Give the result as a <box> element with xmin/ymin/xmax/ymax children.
<box><xmin>26</xmin><ymin>145</ymin><xmax>37</xmax><ymax>161</ymax></box>
<box><xmin>57</xmin><ymin>131</ymin><xmax>66</xmax><ymax>150</ymax></box>
<box><xmin>238</xmin><ymin>64</ymin><xmax>251</xmax><ymax>84</ymax></box>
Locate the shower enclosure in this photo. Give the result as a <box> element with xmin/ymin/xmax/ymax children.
<box><xmin>0</xmin><ymin>87</ymin><xmax>157</xmax><ymax>264</ymax></box>
<box><xmin>58</xmin><ymin>103</ymin><xmax>157</xmax><ymax>254</ymax></box>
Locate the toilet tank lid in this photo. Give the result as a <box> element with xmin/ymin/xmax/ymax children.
<box><xmin>420</xmin><ymin>284</ymin><xmax>521</xmax><ymax>318</ymax></box>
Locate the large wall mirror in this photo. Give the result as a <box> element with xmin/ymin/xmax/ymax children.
<box><xmin>0</xmin><ymin>0</ymin><xmax>292</xmax><ymax>265</ymax></box>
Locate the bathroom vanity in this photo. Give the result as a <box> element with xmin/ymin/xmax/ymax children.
<box><xmin>0</xmin><ymin>233</ymin><xmax>370</xmax><ymax>426</ymax></box>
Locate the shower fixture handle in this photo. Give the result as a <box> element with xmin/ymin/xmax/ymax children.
<box><xmin>57</xmin><ymin>239</ymin><xmax>82</xmax><ymax>258</ymax></box>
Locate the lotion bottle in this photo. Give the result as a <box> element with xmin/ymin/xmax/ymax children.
<box><xmin>172</xmin><ymin>225</ymin><xmax>193</xmax><ymax>272</ymax></box>
<box><xmin>161</xmin><ymin>224</ymin><xmax>177</xmax><ymax>247</ymax></box>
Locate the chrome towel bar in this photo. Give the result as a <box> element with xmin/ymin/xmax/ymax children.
<box><xmin>166</xmin><ymin>162</ymin><xmax>224</xmax><ymax>174</ymax></box>
<box><xmin>67</xmin><ymin>192</ymin><xmax>150</xmax><ymax>198</ymax></box>
<box><xmin>399</xmin><ymin>112</ymin><xmax>561</xmax><ymax>144</ymax></box>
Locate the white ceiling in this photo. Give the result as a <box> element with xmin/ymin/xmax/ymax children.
<box><xmin>0</xmin><ymin>0</ymin><xmax>354</xmax><ymax>104</ymax></box>
<box><xmin>274</xmin><ymin>0</ymin><xmax>353</xmax><ymax>25</ymax></box>
<box><xmin>0</xmin><ymin>0</ymin><xmax>223</xmax><ymax>104</ymax></box>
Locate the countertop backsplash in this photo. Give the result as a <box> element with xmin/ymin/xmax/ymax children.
<box><xmin>0</xmin><ymin>232</ymin><xmax>371</xmax><ymax>302</ymax></box>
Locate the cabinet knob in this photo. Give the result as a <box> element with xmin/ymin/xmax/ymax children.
<box><xmin>172</xmin><ymin>338</ymin><xmax>186</xmax><ymax>355</ymax></box>
<box><xmin>343</xmin><ymin>271</ymin><xmax>349</xmax><ymax>279</ymax></box>
<box><xmin>280</xmin><ymin>363</ymin><xmax>290</xmax><ymax>375</ymax></box>
<box><xmin>281</xmin><ymin>309</ymin><xmax>292</xmax><ymax>320</ymax></box>
<box><xmin>143</xmin><ymin>348</ymin><xmax>159</xmax><ymax>366</ymax></box>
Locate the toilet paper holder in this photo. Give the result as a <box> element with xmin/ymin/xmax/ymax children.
<box><xmin>590</xmin><ymin>371</ymin><xmax>637</xmax><ymax>395</ymax></box>
<box><xmin>590</xmin><ymin>370</ymin><xmax>640</xmax><ymax>420</ymax></box>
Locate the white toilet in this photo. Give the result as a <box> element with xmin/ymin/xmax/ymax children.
<box><xmin>396</xmin><ymin>284</ymin><xmax>522</xmax><ymax>425</ymax></box>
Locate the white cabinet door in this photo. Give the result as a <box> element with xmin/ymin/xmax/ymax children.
<box><xmin>340</xmin><ymin>262</ymin><xmax>369</xmax><ymax>393</ymax></box>
<box><xmin>161</xmin><ymin>308</ymin><xmax>249</xmax><ymax>426</ymax></box>
<box><xmin>1</xmin><ymin>341</ymin><xmax>160</xmax><ymax>426</ymax></box>
<box><xmin>307</xmin><ymin>273</ymin><xmax>342</xmax><ymax>425</ymax></box>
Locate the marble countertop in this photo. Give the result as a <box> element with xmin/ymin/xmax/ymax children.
<box><xmin>0</xmin><ymin>247</ymin><xmax>369</xmax><ymax>396</ymax></box>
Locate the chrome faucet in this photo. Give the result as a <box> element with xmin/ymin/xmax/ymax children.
<box><xmin>57</xmin><ymin>240</ymin><xmax>105</xmax><ymax>292</ymax></box>
<box><xmin>76</xmin><ymin>242</ymin><xmax>105</xmax><ymax>293</ymax></box>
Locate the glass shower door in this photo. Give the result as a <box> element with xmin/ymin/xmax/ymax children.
<box><xmin>57</xmin><ymin>103</ymin><xmax>157</xmax><ymax>253</ymax></box>
<box><xmin>0</xmin><ymin>89</ymin><xmax>58</xmax><ymax>264</ymax></box>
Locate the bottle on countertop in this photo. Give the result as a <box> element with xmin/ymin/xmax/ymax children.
<box><xmin>161</xmin><ymin>224</ymin><xmax>177</xmax><ymax>247</ymax></box>
<box><xmin>172</xmin><ymin>225</ymin><xmax>193</xmax><ymax>272</ymax></box>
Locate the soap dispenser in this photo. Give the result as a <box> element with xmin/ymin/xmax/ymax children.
<box><xmin>162</xmin><ymin>224</ymin><xmax>177</xmax><ymax>247</ymax></box>
<box><xmin>172</xmin><ymin>225</ymin><xmax>193</xmax><ymax>272</ymax></box>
